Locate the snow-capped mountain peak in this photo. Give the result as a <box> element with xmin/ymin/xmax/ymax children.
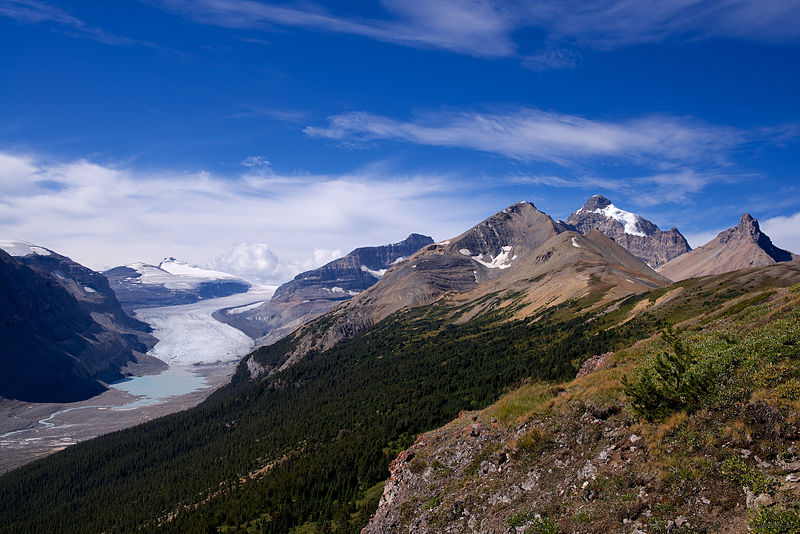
<box><xmin>157</xmin><ymin>257</ymin><xmax>238</xmax><ymax>280</ymax></box>
<box><xmin>585</xmin><ymin>203</ymin><xmax>646</xmax><ymax>237</ymax></box>
<box><xmin>566</xmin><ymin>195</ymin><xmax>691</xmax><ymax>269</ymax></box>
<box><xmin>0</xmin><ymin>240</ymin><xmax>54</xmax><ymax>257</ymax></box>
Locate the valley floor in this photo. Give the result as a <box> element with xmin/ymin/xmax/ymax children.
<box><xmin>0</xmin><ymin>362</ymin><xmax>235</xmax><ymax>474</ymax></box>
<box><xmin>0</xmin><ymin>288</ymin><xmax>274</xmax><ymax>474</ymax></box>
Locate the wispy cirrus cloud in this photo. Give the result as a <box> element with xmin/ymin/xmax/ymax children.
<box><xmin>304</xmin><ymin>108</ymin><xmax>750</xmax><ymax>167</ymax></box>
<box><xmin>523</xmin><ymin>0</ymin><xmax>800</xmax><ymax>50</ymax></box>
<box><xmin>0</xmin><ymin>0</ymin><xmax>135</xmax><ymax>44</ymax></box>
<box><xmin>155</xmin><ymin>0</ymin><xmax>516</xmax><ymax>58</ymax></box>
<box><xmin>151</xmin><ymin>0</ymin><xmax>800</xmax><ymax>67</ymax></box>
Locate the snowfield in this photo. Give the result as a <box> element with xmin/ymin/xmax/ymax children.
<box><xmin>134</xmin><ymin>287</ymin><xmax>275</xmax><ymax>364</ymax></box>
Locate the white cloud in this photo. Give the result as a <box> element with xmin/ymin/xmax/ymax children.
<box><xmin>241</xmin><ymin>155</ymin><xmax>270</xmax><ymax>168</ymax></box>
<box><xmin>0</xmin><ymin>151</ymin><xmax>484</xmax><ymax>283</ymax></box>
<box><xmin>205</xmin><ymin>242</ymin><xmax>343</xmax><ymax>283</ymax></box>
<box><xmin>761</xmin><ymin>211</ymin><xmax>800</xmax><ymax>255</ymax></box>
<box><xmin>305</xmin><ymin>109</ymin><xmax>746</xmax><ymax>167</ymax></box>
<box><xmin>524</xmin><ymin>0</ymin><xmax>800</xmax><ymax>49</ymax></box>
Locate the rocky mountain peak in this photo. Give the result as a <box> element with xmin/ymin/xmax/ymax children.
<box><xmin>565</xmin><ymin>196</ymin><xmax>690</xmax><ymax>269</ymax></box>
<box><xmin>735</xmin><ymin>213</ymin><xmax>760</xmax><ymax>237</ymax></box>
<box><xmin>579</xmin><ymin>194</ymin><xmax>612</xmax><ymax>212</ymax></box>
<box><xmin>659</xmin><ymin>213</ymin><xmax>795</xmax><ymax>280</ymax></box>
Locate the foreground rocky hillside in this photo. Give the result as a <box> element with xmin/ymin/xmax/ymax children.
<box><xmin>365</xmin><ymin>262</ymin><xmax>800</xmax><ymax>534</ymax></box>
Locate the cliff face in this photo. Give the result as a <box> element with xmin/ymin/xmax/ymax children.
<box><xmin>0</xmin><ymin>251</ymin><xmax>111</xmax><ymax>401</ymax></box>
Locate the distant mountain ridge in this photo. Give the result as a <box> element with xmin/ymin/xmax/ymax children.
<box><xmin>218</xmin><ymin>233</ymin><xmax>434</xmax><ymax>345</ymax></box>
<box><xmin>659</xmin><ymin>213</ymin><xmax>798</xmax><ymax>280</ymax></box>
<box><xmin>0</xmin><ymin>242</ymin><xmax>159</xmax><ymax>402</ymax></box>
<box><xmin>565</xmin><ymin>195</ymin><xmax>691</xmax><ymax>269</ymax></box>
<box><xmin>104</xmin><ymin>257</ymin><xmax>251</xmax><ymax>311</ymax></box>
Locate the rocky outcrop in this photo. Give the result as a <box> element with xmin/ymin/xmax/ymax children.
<box><xmin>659</xmin><ymin>214</ymin><xmax>798</xmax><ymax>281</ymax></box>
<box><xmin>566</xmin><ymin>195</ymin><xmax>691</xmax><ymax>269</ymax></box>
<box><xmin>576</xmin><ymin>352</ymin><xmax>612</xmax><ymax>378</ymax></box>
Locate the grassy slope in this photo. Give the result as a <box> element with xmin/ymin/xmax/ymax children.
<box><xmin>366</xmin><ymin>266</ymin><xmax>800</xmax><ymax>533</ymax></box>
<box><xmin>0</xmin><ymin>262</ymin><xmax>798</xmax><ymax>533</ymax></box>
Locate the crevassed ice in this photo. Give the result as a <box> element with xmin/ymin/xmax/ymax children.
<box><xmin>591</xmin><ymin>204</ymin><xmax>646</xmax><ymax>236</ymax></box>
<box><xmin>472</xmin><ymin>245</ymin><xmax>514</xmax><ymax>269</ymax></box>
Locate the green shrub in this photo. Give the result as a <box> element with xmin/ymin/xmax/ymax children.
<box><xmin>623</xmin><ymin>327</ymin><xmax>711</xmax><ymax>421</ymax></box>
<box><xmin>750</xmin><ymin>507</ymin><xmax>800</xmax><ymax>534</ymax></box>
<box><xmin>720</xmin><ymin>456</ymin><xmax>775</xmax><ymax>495</ymax></box>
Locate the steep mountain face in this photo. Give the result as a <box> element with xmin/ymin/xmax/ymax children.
<box><xmin>659</xmin><ymin>213</ymin><xmax>798</xmax><ymax>281</ymax></box>
<box><xmin>0</xmin><ymin>241</ymin><xmax>154</xmax><ymax>338</ymax></box>
<box><xmin>0</xmin><ymin>248</ymin><xmax>156</xmax><ymax>403</ymax></box>
<box><xmin>104</xmin><ymin>257</ymin><xmax>250</xmax><ymax>311</ymax></box>
<box><xmin>246</xmin><ymin>202</ymin><xmax>669</xmax><ymax>375</ymax></box>
<box><xmin>217</xmin><ymin>233</ymin><xmax>433</xmax><ymax>345</ymax></box>
<box><xmin>565</xmin><ymin>195</ymin><xmax>691</xmax><ymax>269</ymax></box>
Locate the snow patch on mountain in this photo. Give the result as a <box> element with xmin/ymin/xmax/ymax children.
<box><xmin>126</xmin><ymin>259</ymin><xmax>247</xmax><ymax>290</ymax></box>
<box><xmin>361</xmin><ymin>265</ymin><xmax>388</xmax><ymax>278</ymax></box>
<box><xmin>158</xmin><ymin>258</ymin><xmax>239</xmax><ymax>280</ymax></box>
<box><xmin>582</xmin><ymin>204</ymin><xmax>646</xmax><ymax>236</ymax></box>
<box><xmin>472</xmin><ymin>246</ymin><xmax>514</xmax><ymax>269</ymax></box>
<box><xmin>572</xmin><ymin>237</ymin><xmax>582</xmax><ymax>248</ymax></box>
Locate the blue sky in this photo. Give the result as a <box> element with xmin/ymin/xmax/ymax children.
<box><xmin>1</xmin><ymin>0</ymin><xmax>799</xmax><ymax>282</ymax></box>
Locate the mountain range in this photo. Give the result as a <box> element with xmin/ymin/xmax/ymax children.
<box><xmin>565</xmin><ymin>195</ymin><xmax>691</xmax><ymax>269</ymax></box>
<box><xmin>659</xmin><ymin>213</ymin><xmax>798</xmax><ymax>280</ymax></box>
<box><xmin>0</xmin><ymin>197</ymin><xmax>798</xmax><ymax>533</ymax></box>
